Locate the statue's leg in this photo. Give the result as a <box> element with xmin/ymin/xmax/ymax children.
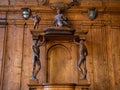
<box><xmin>33</xmin><ymin>23</ymin><xmax>36</xmax><ymax>29</ymax></box>
<box><xmin>63</xmin><ymin>21</ymin><xmax>70</xmax><ymax>27</ymax></box>
<box><xmin>34</xmin><ymin>22</ymin><xmax>38</xmax><ymax>29</ymax></box>
<box><xmin>82</xmin><ymin>59</ymin><xmax>87</xmax><ymax>79</ymax></box>
<box><xmin>77</xmin><ymin>59</ymin><xmax>83</xmax><ymax>75</ymax></box>
<box><xmin>36</xmin><ymin>23</ymin><xmax>39</xmax><ymax>29</ymax></box>
<box><xmin>32</xmin><ymin>58</ymin><xmax>37</xmax><ymax>80</ymax></box>
<box><xmin>34</xmin><ymin>59</ymin><xmax>41</xmax><ymax>78</ymax></box>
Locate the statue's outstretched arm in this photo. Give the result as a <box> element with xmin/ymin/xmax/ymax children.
<box><xmin>73</xmin><ymin>38</ymin><xmax>80</xmax><ymax>45</ymax></box>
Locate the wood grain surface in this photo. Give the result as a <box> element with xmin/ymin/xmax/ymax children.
<box><xmin>0</xmin><ymin>0</ymin><xmax>120</xmax><ymax>90</ymax></box>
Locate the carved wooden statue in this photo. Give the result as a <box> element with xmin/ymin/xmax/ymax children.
<box><xmin>32</xmin><ymin>36</ymin><xmax>45</xmax><ymax>80</ymax></box>
<box><xmin>32</xmin><ymin>14</ymin><xmax>41</xmax><ymax>29</ymax></box>
<box><xmin>53</xmin><ymin>9</ymin><xmax>70</xmax><ymax>27</ymax></box>
<box><xmin>74</xmin><ymin>39</ymin><xmax>88</xmax><ymax>79</ymax></box>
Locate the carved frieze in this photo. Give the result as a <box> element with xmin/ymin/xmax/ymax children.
<box><xmin>39</xmin><ymin>0</ymin><xmax>79</xmax><ymax>11</ymax></box>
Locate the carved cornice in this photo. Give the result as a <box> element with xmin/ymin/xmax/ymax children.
<box><xmin>0</xmin><ymin>1</ymin><xmax>120</xmax><ymax>12</ymax></box>
<box><xmin>5</xmin><ymin>19</ymin><xmax>120</xmax><ymax>27</ymax></box>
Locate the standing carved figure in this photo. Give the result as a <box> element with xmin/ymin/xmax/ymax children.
<box><xmin>53</xmin><ymin>9</ymin><xmax>69</xmax><ymax>27</ymax></box>
<box><xmin>74</xmin><ymin>39</ymin><xmax>88</xmax><ymax>79</ymax></box>
<box><xmin>32</xmin><ymin>36</ymin><xmax>45</xmax><ymax>80</ymax></box>
<box><xmin>33</xmin><ymin>14</ymin><xmax>41</xmax><ymax>29</ymax></box>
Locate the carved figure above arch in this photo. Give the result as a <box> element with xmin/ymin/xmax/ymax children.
<box><xmin>39</xmin><ymin>0</ymin><xmax>79</xmax><ymax>11</ymax></box>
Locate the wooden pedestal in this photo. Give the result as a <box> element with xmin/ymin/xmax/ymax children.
<box><xmin>28</xmin><ymin>80</ymin><xmax>90</xmax><ymax>90</ymax></box>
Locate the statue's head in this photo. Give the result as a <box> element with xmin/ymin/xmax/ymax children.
<box><xmin>80</xmin><ymin>40</ymin><xmax>84</xmax><ymax>44</ymax></box>
<box><xmin>33</xmin><ymin>14</ymin><xmax>37</xmax><ymax>17</ymax></box>
<box><xmin>57</xmin><ymin>9</ymin><xmax>61</xmax><ymax>14</ymax></box>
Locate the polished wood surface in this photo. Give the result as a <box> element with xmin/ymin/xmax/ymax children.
<box><xmin>28</xmin><ymin>83</ymin><xmax>90</xmax><ymax>90</ymax></box>
<box><xmin>0</xmin><ymin>0</ymin><xmax>120</xmax><ymax>90</ymax></box>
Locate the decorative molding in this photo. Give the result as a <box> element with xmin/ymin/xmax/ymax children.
<box><xmin>0</xmin><ymin>5</ymin><xmax>120</xmax><ymax>13</ymax></box>
<box><xmin>38</xmin><ymin>0</ymin><xmax>79</xmax><ymax>12</ymax></box>
<box><xmin>40</xmin><ymin>0</ymin><xmax>79</xmax><ymax>8</ymax></box>
<box><xmin>49</xmin><ymin>1</ymin><xmax>79</xmax><ymax>11</ymax></box>
<box><xmin>5</xmin><ymin>19</ymin><xmax>120</xmax><ymax>27</ymax></box>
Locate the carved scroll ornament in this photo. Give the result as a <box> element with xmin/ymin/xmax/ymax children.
<box><xmin>39</xmin><ymin>0</ymin><xmax>79</xmax><ymax>11</ymax></box>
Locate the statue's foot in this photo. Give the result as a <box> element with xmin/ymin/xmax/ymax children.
<box><xmin>82</xmin><ymin>77</ymin><xmax>86</xmax><ymax>80</ymax></box>
<box><xmin>82</xmin><ymin>75</ymin><xmax>86</xmax><ymax>80</ymax></box>
<box><xmin>32</xmin><ymin>76</ymin><xmax>36</xmax><ymax>80</ymax></box>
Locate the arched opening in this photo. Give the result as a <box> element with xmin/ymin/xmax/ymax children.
<box><xmin>47</xmin><ymin>44</ymin><xmax>72</xmax><ymax>83</ymax></box>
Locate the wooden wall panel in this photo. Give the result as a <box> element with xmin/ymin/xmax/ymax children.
<box><xmin>86</xmin><ymin>28</ymin><xmax>94</xmax><ymax>90</ymax></box>
<box><xmin>3</xmin><ymin>25</ymin><xmax>23</xmax><ymax>90</ymax></box>
<box><xmin>0</xmin><ymin>0</ymin><xmax>8</xmax><ymax>5</ymax></box>
<box><xmin>0</xmin><ymin>28</ymin><xmax>5</xmax><ymax>89</ymax></box>
<box><xmin>15</xmin><ymin>0</ymin><xmax>38</xmax><ymax>5</ymax></box>
<box><xmin>0</xmin><ymin>0</ymin><xmax>120</xmax><ymax>90</ymax></box>
<box><xmin>111</xmin><ymin>28</ymin><xmax>120</xmax><ymax>90</ymax></box>
<box><xmin>106</xmin><ymin>26</ymin><xmax>115</xmax><ymax>90</ymax></box>
<box><xmin>91</xmin><ymin>26</ymin><xmax>110</xmax><ymax>90</ymax></box>
<box><xmin>100</xmin><ymin>27</ymin><xmax>110</xmax><ymax>90</ymax></box>
<box><xmin>15</xmin><ymin>0</ymin><xmax>25</xmax><ymax>5</ymax></box>
<box><xmin>92</xmin><ymin>27</ymin><xmax>101</xmax><ymax>90</ymax></box>
<box><xmin>21</xmin><ymin>26</ymin><xmax>33</xmax><ymax>90</ymax></box>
